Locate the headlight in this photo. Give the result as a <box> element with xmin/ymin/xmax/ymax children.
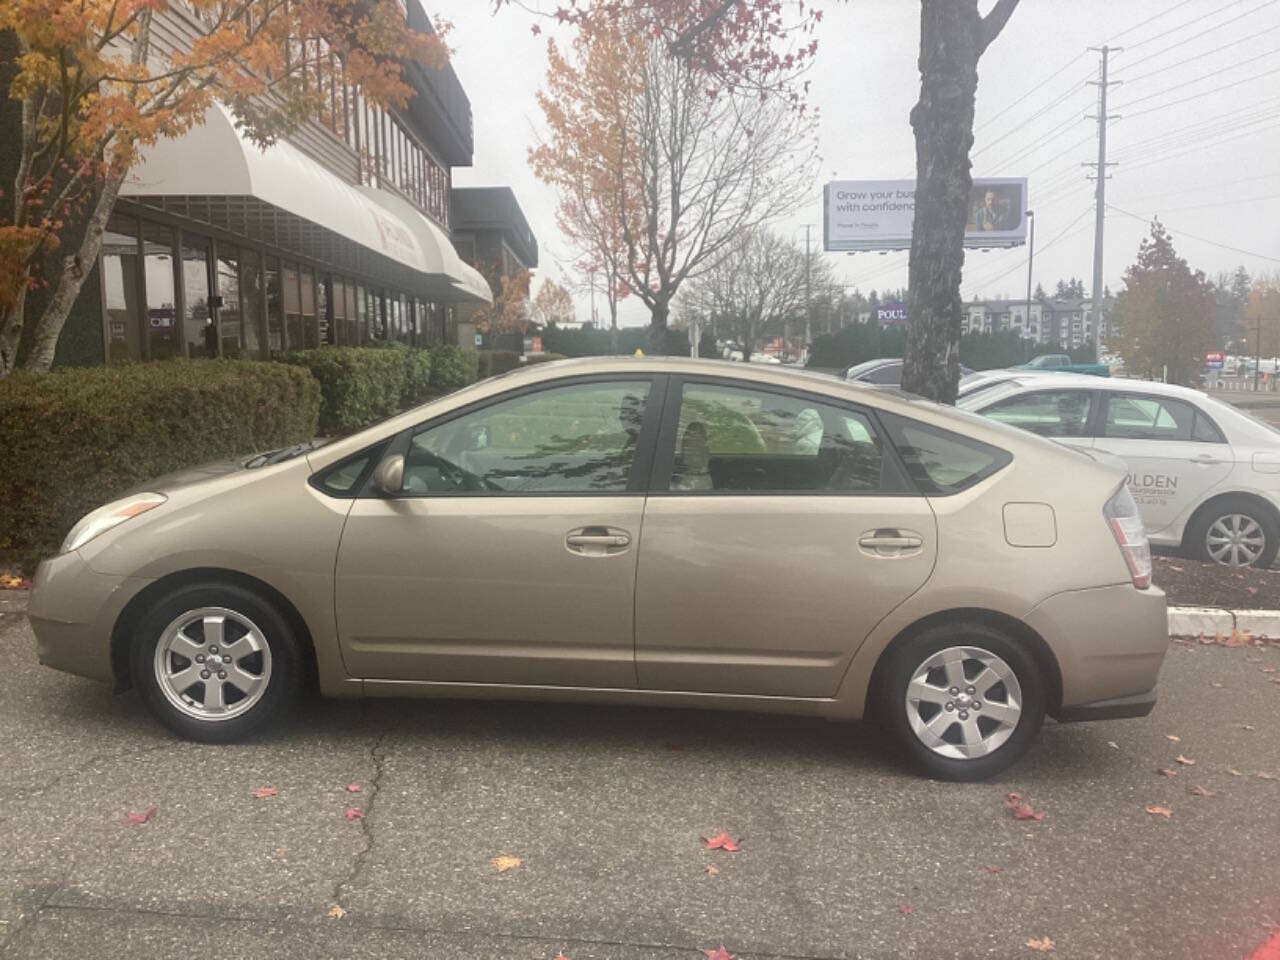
<box><xmin>61</xmin><ymin>493</ymin><xmax>167</xmax><ymax>553</ymax></box>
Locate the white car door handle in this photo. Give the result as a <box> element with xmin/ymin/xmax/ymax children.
<box><xmin>1191</xmin><ymin>455</ymin><xmax>1224</xmax><ymax>465</ymax></box>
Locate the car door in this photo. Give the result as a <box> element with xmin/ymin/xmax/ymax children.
<box><xmin>978</xmin><ymin>388</ymin><xmax>1098</xmax><ymax>452</ymax></box>
<box><xmin>1093</xmin><ymin>392</ymin><xmax>1233</xmax><ymax>538</ymax></box>
<box><xmin>332</xmin><ymin>375</ymin><xmax>664</xmax><ymax>687</ymax></box>
<box><xmin>633</xmin><ymin>377</ymin><xmax>937</xmax><ymax>698</ymax></box>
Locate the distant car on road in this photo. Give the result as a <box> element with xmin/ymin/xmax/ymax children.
<box><xmin>1013</xmin><ymin>354</ymin><xmax>1111</xmax><ymax>377</ymax></box>
<box><xmin>960</xmin><ymin>373</ymin><xmax>1280</xmax><ymax>567</ymax></box>
<box><xmin>845</xmin><ymin>358</ymin><xmax>974</xmax><ymax>387</ymax></box>
<box><xmin>30</xmin><ymin>358</ymin><xmax>1167</xmax><ymax>780</ymax></box>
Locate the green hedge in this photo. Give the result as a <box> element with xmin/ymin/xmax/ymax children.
<box><xmin>0</xmin><ymin>360</ymin><xmax>320</xmax><ymax>571</ymax></box>
<box><xmin>429</xmin><ymin>344</ymin><xmax>479</xmax><ymax>393</ymax></box>
<box><xmin>478</xmin><ymin>350</ymin><xmax>522</xmax><ymax>378</ymax></box>
<box><xmin>280</xmin><ymin>347</ymin><xmax>407</xmax><ymax>435</ymax></box>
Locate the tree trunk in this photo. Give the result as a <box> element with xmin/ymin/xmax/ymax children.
<box><xmin>902</xmin><ymin>0</ymin><xmax>1019</xmax><ymax>404</ymax></box>
<box><xmin>646</xmin><ymin>299</ymin><xmax>669</xmax><ymax>355</ymax></box>
<box><xmin>609</xmin><ymin>296</ymin><xmax>619</xmax><ymax>355</ymax></box>
<box><xmin>0</xmin><ymin>287</ymin><xmax>28</xmax><ymax>376</ymax></box>
<box><xmin>23</xmin><ymin>173</ymin><xmax>123</xmax><ymax>371</ymax></box>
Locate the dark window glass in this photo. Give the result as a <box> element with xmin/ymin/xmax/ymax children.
<box><xmin>880</xmin><ymin>413</ymin><xmax>1011</xmax><ymax>496</ymax></box>
<box><xmin>216</xmin><ymin>249</ymin><xmax>242</xmax><ymax>358</ymax></box>
<box><xmin>330</xmin><ymin>277</ymin><xmax>344</xmax><ymax>345</ymax></box>
<box><xmin>1104</xmin><ymin>394</ymin><xmax>1208</xmax><ymax>442</ymax></box>
<box><xmin>142</xmin><ymin>222</ymin><xmax>179</xmax><ymax>359</ymax></box>
<box><xmin>283</xmin><ymin>263</ymin><xmax>302</xmax><ymax>350</ymax></box>
<box><xmin>350</xmin><ymin>283</ymin><xmax>362</xmax><ymax>345</ymax></box>
<box><xmin>862</xmin><ymin>362</ymin><xmax>902</xmax><ymax>385</ymax></box>
<box><xmin>404</xmin><ymin>381</ymin><xmax>652</xmax><ymax>494</ymax></box>
<box><xmin>265</xmin><ymin>258</ymin><xmax>284</xmax><ymax>355</ymax></box>
<box><xmin>180</xmin><ymin>235</ymin><xmax>213</xmax><ymax>357</ymax></box>
<box><xmin>300</xmin><ymin>268</ymin><xmax>318</xmax><ymax>348</ymax></box>
<box><xmin>984</xmin><ymin>390</ymin><xmax>1094</xmax><ymax>438</ymax></box>
<box><xmin>240</xmin><ymin>255</ymin><xmax>265</xmax><ymax>359</ymax></box>
<box><xmin>1192</xmin><ymin>410</ymin><xmax>1226</xmax><ymax>443</ymax></box>
<box><xmin>670</xmin><ymin>383</ymin><xmax>894</xmax><ymax>493</ymax></box>
<box><xmin>314</xmin><ymin>446</ymin><xmax>385</xmax><ymax>497</ymax></box>
<box><xmin>102</xmin><ymin>214</ymin><xmax>142</xmax><ymax>362</ymax></box>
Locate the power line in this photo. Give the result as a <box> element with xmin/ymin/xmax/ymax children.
<box><xmin>975</xmin><ymin>52</ymin><xmax>1087</xmax><ymax>134</ymax></box>
<box><xmin>1119</xmin><ymin>63</ymin><xmax>1280</xmax><ymax>119</ymax></box>
<box><xmin>980</xmin><ymin>114</ymin><xmax>1087</xmax><ymax>174</ymax></box>
<box><xmin>1107</xmin><ymin>0</ymin><xmax>1202</xmax><ymax>44</ymax></box>
<box><xmin>1107</xmin><ymin>204</ymin><xmax>1280</xmax><ymax>262</ymax></box>
<box><xmin>962</xmin><ymin>207</ymin><xmax>1095</xmax><ymax>295</ymax></box>
<box><xmin>1116</xmin><ymin>0</ymin><xmax>1280</xmax><ymax>74</ymax></box>
<box><xmin>1116</xmin><ymin>45</ymin><xmax>1280</xmax><ymax>110</ymax></box>
<box><xmin>1110</xmin><ymin>101</ymin><xmax>1280</xmax><ymax>162</ymax></box>
<box><xmin>972</xmin><ymin>81</ymin><xmax>1090</xmax><ymax>159</ymax></box>
<box><xmin>1126</xmin><ymin>191</ymin><xmax>1280</xmax><ymax>213</ymax></box>
<box><xmin>1123</xmin><ymin>0</ymin><xmax>1259</xmax><ymax>50</ymax></box>
<box><xmin>1118</xmin><ymin>118</ymin><xmax>1280</xmax><ymax>172</ymax></box>
<box><xmin>1117</xmin><ymin>171</ymin><xmax>1280</xmax><ymax>204</ymax></box>
<box><xmin>1120</xmin><ymin>21</ymin><xmax>1280</xmax><ymax>86</ymax></box>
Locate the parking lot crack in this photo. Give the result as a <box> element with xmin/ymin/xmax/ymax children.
<box><xmin>27</xmin><ymin>743</ymin><xmax>181</xmax><ymax>798</ymax></box>
<box><xmin>330</xmin><ymin>732</ymin><xmax>388</xmax><ymax>908</ymax></box>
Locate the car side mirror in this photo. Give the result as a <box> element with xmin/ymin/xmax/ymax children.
<box><xmin>372</xmin><ymin>454</ymin><xmax>405</xmax><ymax>495</ymax></box>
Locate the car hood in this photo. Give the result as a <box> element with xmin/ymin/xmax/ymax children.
<box><xmin>119</xmin><ymin>442</ymin><xmax>321</xmax><ymax>497</ymax></box>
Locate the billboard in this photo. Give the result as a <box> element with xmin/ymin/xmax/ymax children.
<box><xmin>876</xmin><ymin>302</ymin><xmax>908</xmax><ymax>327</ymax></box>
<box><xmin>823</xmin><ymin>178</ymin><xmax>1028</xmax><ymax>252</ymax></box>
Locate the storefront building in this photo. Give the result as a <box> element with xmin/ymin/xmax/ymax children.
<box><xmin>28</xmin><ymin>5</ymin><xmax>545</xmax><ymax>365</ymax></box>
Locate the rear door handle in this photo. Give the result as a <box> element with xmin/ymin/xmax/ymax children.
<box><xmin>858</xmin><ymin>535</ymin><xmax>923</xmax><ymax>549</ymax></box>
<box><xmin>858</xmin><ymin>529</ymin><xmax>925</xmax><ymax>557</ymax></box>
<box><xmin>1191</xmin><ymin>455</ymin><xmax>1224</xmax><ymax>465</ymax></box>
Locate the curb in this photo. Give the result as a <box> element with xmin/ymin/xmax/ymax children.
<box><xmin>1168</xmin><ymin>605</ymin><xmax>1280</xmax><ymax>639</ymax></box>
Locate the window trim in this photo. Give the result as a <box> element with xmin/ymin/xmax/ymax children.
<box><xmin>878</xmin><ymin>411</ymin><xmax>1013</xmax><ymax>497</ymax></box>
<box><xmin>348</xmin><ymin>373</ymin><xmax>670</xmax><ymax>499</ymax></box>
<box><xmin>647</xmin><ymin>374</ymin><xmax>917</xmax><ymax>497</ymax></box>
<box><xmin>1098</xmin><ymin>391</ymin><xmax>1228</xmax><ymax>444</ymax></box>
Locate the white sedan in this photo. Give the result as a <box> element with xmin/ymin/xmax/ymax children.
<box><xmin>959</xmin><ymin>374</ymin><xmax>1280</xmax><ymax>567</ymax></box>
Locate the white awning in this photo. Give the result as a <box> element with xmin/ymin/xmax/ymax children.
<box><xmin>121</xmin><ymin>103</ymin><xmax>491</xmax><ymax>304</ymax></box>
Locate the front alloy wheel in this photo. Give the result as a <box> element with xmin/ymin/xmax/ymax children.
<box><xmin>153</xmin><ymin>607</ymin><xmax>273</xmax><ymax>721</ymax></box>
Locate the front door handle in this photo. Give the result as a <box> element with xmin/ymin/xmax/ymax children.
<box><xmin>566</xmin><ymin>526</ymin><xmax>631</xmax><ymax>556</ymax></box>
<box><xmin>858</xmin><ymin>528</ymin><xmax>924</xmax><ymax>557</ymax></box>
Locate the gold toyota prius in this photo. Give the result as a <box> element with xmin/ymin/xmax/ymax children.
<box><xmin>29</xmin><ymin>357</ymin><xmax>1168</xmax><ymax>780</ymax></box>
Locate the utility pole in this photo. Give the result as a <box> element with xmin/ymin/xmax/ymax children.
<box><xmin>804</xmin><ymin>223</ymin><xmax>813</xmax><ymax>363</ymax></box>
<box><xmin>1086</xmin><ymin>45</ymin><xmax>1121</xmax><ymax>362</ymax></box>
<box><xmin>1024</xmin><ymin>210</ymin><xmax>1035</xmax><ymax>342</ymax></box>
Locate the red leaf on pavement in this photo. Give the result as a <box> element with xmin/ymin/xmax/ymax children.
<box><xmin>1145</xmin><ymin>804</ymin><xmax>1173</xmax><ymax>819</ymax></box>
<box><xmin>985</xmin><ymin>865</ymin><xmax>1004</xmax><ymax>874</ymax></box>
<box><xmin>553</xmin><ymin>953</ymin><xmax>569</xmax><ymax>960</ymax></box>
<box><xmin>701</xmin><ymin>947</ymin><xmax>735</xmax><ymax>960</ymax></box>
<box><xmin>701</xmin><ymin>831</ymin><xmax>741</xmax><ymax>851</ymax></box>
<box><xmin>1166</xmin><ymin>734</ymin><xmax>1181</xmax><ymax>742</ymax></box>
<box><xmin>1157</xmin><ymin>767</ymin><xmax>1178</xmax><ymax>777</ymax></box>
<box><xmin>1005</xmin><ymin>792</ymin><xmax>1044</xmax><ymax>821</ymax></box>
<box><xmin>1175</xmin><ymin>754</ymin><xmax>1196</xmax><ymax>766</ymax></box>
<box><xmin>1258</xmin><ymin>772</ymin><xmax>1278</xmax><ymax>781</ymax></box>
<box><xmin>345</xmin><ymin>783</ymin><xmax>362</xmax><ymax>793</ymax></box>
<box><xmin>1026</xmin><ymin>936</ymin><xmax>1056</xmax><ymax>952</ymax></box>
<box><xmin>343</xmin><ymin>807</ymin><xmax>365</xmax><ymax>820</ymax></box>
<box><xmin>1188</xmin><ymin>784</ymin><xmax>1217</xmax><ymax>797</ymax></box>
<box><xmin>252</xmin><ymin>786</ymin><xmax>278</xmax><ymax>799</ymax></box>
<box><xmin>1246</xmin><ymin>930</ymin><xmax>1280</xmax><ymax>960</ymax></box>
<box><xmin>1168</xmin><ymin>565</ymin><xmax>1184</xmax><ymax>572</ymax></box>
<box><xmin>899</xmin><ymin>904</ymin><xmax>915</xmax><ymax>914</ymax></box>
<box><xmin>122</xmin><ymin>804</ymin><xmax>158</xmax><ymax>826</ymax></box>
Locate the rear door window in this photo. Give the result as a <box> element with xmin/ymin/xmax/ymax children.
<box><xmin>982</xmin><ymin>390</ymin><xmax>1095</xmax><ymax>438</ymax></box>
<box><xmin>879</xmin><ymin>413</ymin><xmax>1012</xmax><ymax>495</ymax></box>
<box><xmin>1103</xmin><ymin>393</ymin><xmax>1224</xmax><ymax>443</ymax></box>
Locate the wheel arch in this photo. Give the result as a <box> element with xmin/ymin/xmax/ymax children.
<box><xmin>1179</xmin><ymin>490</ymin><xmax>1280</xmax><ymax>553</ymax></box>
<box><xmin>865</xmin><ymin>607</ymin><xmax>1063</xmax><ymax>717</ymax></box>
<box><xmin>110</xmin><ymin>567</ymin><xmax>317</xmax><ymax>694</ymax></box>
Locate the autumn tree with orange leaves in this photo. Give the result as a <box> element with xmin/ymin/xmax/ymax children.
<box><xmin>530</xmin><ymin>19</ymin><xmax>814</xmax><ymax>355</ymax></box>
<box><xmin>0</xmin><ymin>0</ymin><xmax>447</xmax><ymax>374</ymax></box>
<box><xmin>531</xmin><ymin>280</ymin><xmax>576</xmax><ymax>329</ymax></box>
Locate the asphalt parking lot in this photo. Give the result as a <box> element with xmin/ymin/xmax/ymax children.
<box><xmin>2</xmin><ymin>604</ymin><xmax>1279</xmax><ymax>960</ymax></box>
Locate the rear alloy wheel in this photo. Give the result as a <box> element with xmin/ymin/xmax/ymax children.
<box><xmin>1187</xmin><ymin>497</ymin><xmax>1279</xmax><ymax>569</ymax></box>
<box><xmin>880</xmin><ymin>623</ymin><xmax>1045</xmax><ymax>781</ymax></box>
<box><xmin>131</xmin><ymin>582</ymin><xmax>301</xmax><ymax>742</ymax></box>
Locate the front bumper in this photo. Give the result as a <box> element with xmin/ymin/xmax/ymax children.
<box><xmin>29</xmin><ymin>551</ymin><xmax>151</xmax><ymax>685</ymax></box>
<box><xmin>1024</xmin><ymin>583</ymin><xmax>1169</xmax><ymax>719</ymax></box>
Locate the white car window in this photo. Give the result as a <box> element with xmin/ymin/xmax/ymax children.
<box><xmin>982</xmin><ymin>390</ymin><xmax>1094</xmax><ymax>438</ymax></box>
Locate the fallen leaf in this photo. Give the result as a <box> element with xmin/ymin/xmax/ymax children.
<box><xmin>343</xmin><ymin>807</ymin><xmax>365</xmax><ymax>821</ymax></box>
<box><xmin>327</xmin><ymin>904</ymin><xmax>346</xmax><ymax>919</ymax></box>
<box><xmin>1176</xmin><ymin>754</ymin><xmax>1196</xmax><ymax>766</ymax></box>
<box><xmin>1188</xmin><ymin>785</ymin><xmax>1217</xmax><ymax>797</ymax></box>
<box><xmin>1106</xmin><ymin>741</ymin><xmax>1120</xmax><ymax>750</ymax></box>
<box><xmin>1005</xmin><ymin>792</ymin><xmax>1045</xmax><ymax>822</ymax></box>
<box><xmin>554</xmin><ymin>954</ymin><xmax>570</xmax><ymax>960</ymax></box>
<box><xmin>1026</xmin><ymin>936</ymin><xmax>1056</xmax><ymax>952</ymax></box>
<box><xmin>985</xmin><ymin>865</ymin><xmax>1004</xmax><ymax>874</ymax></box>
<box><xmin>1248</xmin><ymin>586</ymin><xmax>1260</xmax><ymax>596</ymax></box>
<box><xmin>899</xmin><ymin>904</ymin><xmax>915</xmax><ymax>914</ymax></box>
<box><xmin>701</xmin><ymin>947</ymin><xmax>735</xmax><ymax>960</ymax></box>
<box><xmin>1229</xmin><ymin>768</ymin><xmax>1243</xmax><ymax>777</ymax></box>
<box><xmin>1157</xmin><ymin>767</ymin><xmax>1178</xmax><ymax>777</ymax></box>
<box><xmin>1211</xmin><ymin>682</ymin><xmax>1224</xmax><ymax>688</ymax></box>
<box><xmin>1166</xmin><ymin>734</ymin><xmax>1181</xmax><ymax>743</ymax></box>
<box><xmin>1242</xmin><ymin>724</ymin><xmax>1257</xmax><ymax>731</ymax></box>
<box><xmin>704</xmin><ymin>865</ymin><xmax>720</xmax><ymax>876</ymax></box>
<box><xmin>251</xmin><ymin>786</ymin><xmax>278</xmax><ymax>799</ymax></box>
<box><xmin>122</xmin><ymin>804</ymin><xmax>158</xmax><ymax>826</ymax></box>
<box><xmin>1261</xmin><ymin>667</ymin><xmax>1278</xmax><ymax>674</ymax></box>
<box><xmin>1259</xmin><ymin>772</ymin><xmax>1278</xmax><ymax>781</ymax></box>
<box><xmin>275</xmin><ymin>847</ymin><xmax>286</xmax><ymax>857</ymax></box>
<box><xmin>0</xmin><ymin>573</ymin><xmax>29</xmax><ymax>589</ymax></box>
<box><xmin>1145</xmin><ymin>804</ymin><xmax>1173</xmax><ymax>819</ymax></box>
<box><xmin>1168</xmin><ymin>564</ymin><xmax>1184</xmax><ymax>572</ymax></box>
<box><xmin>702</xmin><ymin>831</ymin><xmax>742</xmax><ymax>852</ymax></box>
<box><xmin>1224</xmin><ymin>630</ymin><xmax>1255</xmax><ymax>647</ymax></box>
<box><xmin>345</xmin><ymin>783</ymin><xmax>362</xmax><ymax>793</ymax></box>
<box><xmin>491</xmin><ymin>855</ymin><xmax>522</xmax><ymax>872</ymax></box>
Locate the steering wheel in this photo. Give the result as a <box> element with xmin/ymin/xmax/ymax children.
<box><xmin>407</xmin><ymin>449</ymin><xmax>499</xmax><ymax>492</ymax></box>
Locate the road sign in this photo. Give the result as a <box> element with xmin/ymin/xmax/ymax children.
<box><xmin>1205</xmin><ymin>352</ymin><xmax>1224</xmax><ymax>369</ymax></box>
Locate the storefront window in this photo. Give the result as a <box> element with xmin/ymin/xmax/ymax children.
<box><xmin>181</xmin><ymin>234</ymin><xmax>214</xmax><ymax>358</ymax></box>
<box><xmin>355</xmin><ymin>285</ymin><xmax>366</xmax><ymax>345</ymax></box>
<box><xmin>102</xmin><ymin>214</ymin><xmax>142</xmax><ymax>363</ymax></box>
<box><xmin>346</xmin><ymin>282</ymin><xmax>359</xmax><ymax>345</ymax></box>
<box><xmin>301</xmin><ymin>268</ymin><xmax>318</xmax><ymax>348</ymax></box>
<box><xmin>240</xmin><ymin>254</ymin><xmax>265</xmax><ymax>360</ymax></box>
<box><xmin>329</xmin><ymin>278</ymin><xmax>344</xmax><ymax>345</ymax></box>
<box><xmin>283</xmin><ymin>263</ymin><xmax>302</xmax><ymax>349</ymax></box>
<box><xmin>216</xmin><ymin>248</ymin><xmax>242</xmax><ymax>358</ymax></box>
<box><xmin>265</xmin><ymin>257</ymin><xmax>284</xmax><ymax>355</ymax></box>
<box><xmin>142</xmin><ymin>222</ymin><xmax>179</xmax><ymax>359</ymax></box>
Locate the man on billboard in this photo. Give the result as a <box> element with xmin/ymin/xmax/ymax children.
<box><xmin>971</xmin><ymin>187</ymin><xmax>1017</xmax><ymax>231</ymax></box>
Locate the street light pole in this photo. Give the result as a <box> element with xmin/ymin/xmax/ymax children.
<box><xmin>1024</xmin><ymin>210</ymin><xmax>1035</xmax><ymax>342</ymax></box>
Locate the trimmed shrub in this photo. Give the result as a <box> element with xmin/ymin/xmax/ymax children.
<box><xmin>0</xmin><ymin>360</ymin><xmax>319</xmax><ymax>571</ymax></box>
<box><xmin>429</xmin><ymin>344</ymin><xmax>479</xmax><ymax>394</ymax></box>
<box><xmin>400</xmin><ymin>347</ymin><xmax>434</xmax><ymax>406</ymax></box>
<box><xmin>478</xmin><ymin>349</ymin><xmax>521</xmax><ymax>378</ymax></box>
<box><xmin>279</xmin><ymin>347</ymin><xmax>406</xmax><ymax>435</ymax></box>
<box><xmin>523</xmin><ymin>352</ymin><xmax>569</xmax><ymax>365</ymax></box>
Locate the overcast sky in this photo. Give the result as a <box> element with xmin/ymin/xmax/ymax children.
<box><xmin>445</xmin><ymin>0</ymin><xmax>1280</xmax><ymax>326</ymax></box>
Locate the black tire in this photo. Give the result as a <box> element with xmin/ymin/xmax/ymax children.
<box><xmin>1184</xmin><ymin>496</ymin><xmax>1280</xmax><ymax>569</ymax></box>
<box><xmin>130</xmin><ymin>581</ymin><xmax>301</xmax><ymax>743</ymax></box>
<box><xmin>876</xmin><ymin>622</ymin><xmax>1046</xmax><ymax>782</ymax></box>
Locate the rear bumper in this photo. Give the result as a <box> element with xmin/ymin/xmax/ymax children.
<box><xmin>29</xmin><ymin>551</ymin><xmax>151</xmax><ymax>685</ymax></box>
<box><xmin>1024</xmin><ymin>583</ymin><xmax>1168</xmax><ymax>715</ymax></box>
<box><xmin>1053</xmin><ymin>689</ymin><xmax>1156</xmax><ymax>722</ymax></box>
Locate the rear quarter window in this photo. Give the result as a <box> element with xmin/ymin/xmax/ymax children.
<box><xmin>880</xmin><ymin>412</ymin><xmax>1012</xmax><ymax>495</ymax></box>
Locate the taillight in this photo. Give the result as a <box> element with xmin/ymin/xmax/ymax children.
<box><xmin>1104</xmin><ymin>484</ymin><xmax>1151</xmax><ymax>589</ymax></box>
